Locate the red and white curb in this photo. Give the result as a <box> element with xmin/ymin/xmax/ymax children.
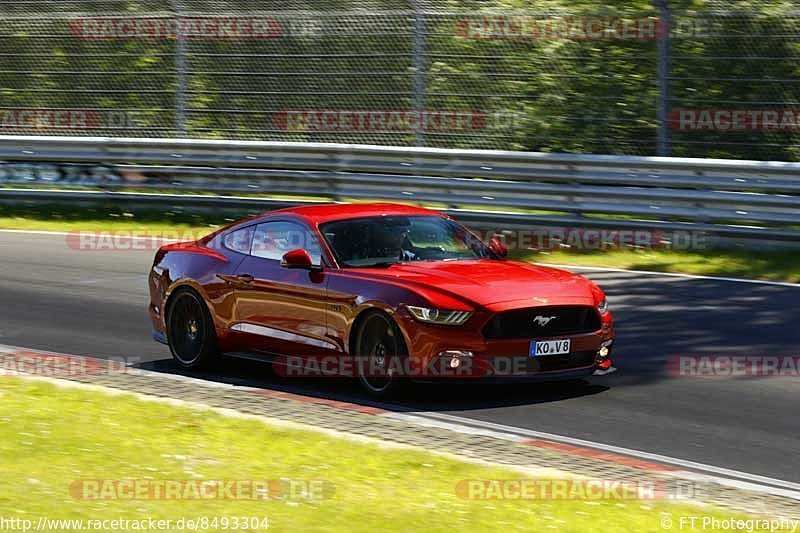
<box><xmin>384</xmin><ymin>411</ymin><xmax>800</xmax><ymax>501</ymax></box>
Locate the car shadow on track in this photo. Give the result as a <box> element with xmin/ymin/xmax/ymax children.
<box><xmin>565</xmin><ymin>270</ymin><xmax>800</xmax><ymax>386</ymax></box>
<box><xmin>133</xmin><ymin>270</ymin><xmax>799</xmax><ymax>416</ymax></box>
<box><xmin>136</xmin><ymin>356</ymin><xmax>609</xmax><ymax>413</ymax></box>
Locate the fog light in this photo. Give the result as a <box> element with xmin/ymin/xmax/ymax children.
<box><xmin>596</xmin><ymin>340</ymin><xmax>613</xmax><ymax>365</ymax></box>
<box><xmin>439</xmin><ymin>350</ymin><xmax>473</xmax><ymax>369</ymax></box>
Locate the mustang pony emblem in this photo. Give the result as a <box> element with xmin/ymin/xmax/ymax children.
<box><xmin>533</xmin><ymin>315</ymin><xmax>557</xmax><ymax>327</ymax></box>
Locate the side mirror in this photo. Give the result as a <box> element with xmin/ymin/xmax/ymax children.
<box><xmin>488</xmin><ymin>237</ymin><xmax>508</xmax><ymax>258</ymax></box>
<box><xmin>281</xmin><ymin>248</ymin><xmax>314</xmax><ymax>270</ymax></box>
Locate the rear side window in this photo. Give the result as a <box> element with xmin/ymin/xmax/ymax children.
<box><xmin>251</xmin><ymin>221</ymin><xmax>322</xmax><ymax>265</ymax></box>
<box><xmin>223</xmin><ymin>227</ymin><xmax>254</xmax><ymax>254</ymax></box>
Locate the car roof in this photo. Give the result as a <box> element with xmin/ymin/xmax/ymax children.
<box><xmin>267</xmin><ymin>202</ymin><xmax>445</xmax><ymax>224</ymax></box>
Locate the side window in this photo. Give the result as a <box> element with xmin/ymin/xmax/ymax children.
<box><xmin>251</xmin><ymin>221</ymin><xmax>323</xmax><ymax>265</ymax></box>
<box><xmin>222</xmin><ymin>227</ymin><xmax>254</xmax><ymax>254</ymax></box>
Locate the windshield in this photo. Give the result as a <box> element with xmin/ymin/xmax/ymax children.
<box><xmin>320</xmin><ymin>215</ymin><xmax>490</xmax><ymax>267</ymax></box>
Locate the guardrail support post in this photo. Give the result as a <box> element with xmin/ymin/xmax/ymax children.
<box><xmin>173</xmin><ymin>0</ymin><xmax>188</xmax><ymax>137</ymax></box>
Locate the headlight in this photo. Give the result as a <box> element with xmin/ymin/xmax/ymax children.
<box><xmin>597</xmin><ymin>299</ymin><xmax>609</xmax><ymax>315</ymax></box>
<box><xmin>406</xmin><ymin>306</ymin><xmax>472</xmax><ymax>325</ymax></box>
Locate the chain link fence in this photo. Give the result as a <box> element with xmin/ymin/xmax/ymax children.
<box><xmin>0</xmin><ymin>1</ymin><xmax>799</xmax><ymax>160</ymax></box>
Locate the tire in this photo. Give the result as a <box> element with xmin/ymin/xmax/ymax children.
<box><xmin>166</xmin><ymin>288</ymin><xmax>219</xmax><ymax>369</ymax></box>
<box><xmin>354</xmin><ymin>311</ymin><xmax>408</xmax><ymax>398</ymax></box>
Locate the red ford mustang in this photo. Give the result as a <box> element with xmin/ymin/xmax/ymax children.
<box><xmin>149</xmin><ymin>203</ymin><xmax>614</xmax><ymax>396</ymax></box>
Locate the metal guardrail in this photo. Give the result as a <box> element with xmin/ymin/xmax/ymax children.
<box><xmin>2</xmin><ymin>135</ymin><xmax>800</xmax><ymax>241</ymax></box>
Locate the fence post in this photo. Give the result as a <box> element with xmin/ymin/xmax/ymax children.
<box><xmin>656</xmin><ymin>0</ymin><xmax>671</xmax><ymax>156</ymax></box>
<box><xmin>411</xmin><ymin>1</ymin><xmax>427</xmax><ymax>147</ymax></box>
<box><xmin>173</xmin><ymin>0</ymin><xmax>188</xmax><ymax>137</ymax></box>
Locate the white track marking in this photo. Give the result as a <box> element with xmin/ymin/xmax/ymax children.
<box><xmin>536</xmin><ymin>262</ymin><xmax>800</xmax><ymax>288</ymax></box>
<box><xmin>0</xmin><ymin>229</ymin><xmax>73</xmax><ymax>236</ymax></box>
<box><xmin>384</xmin><ymin>414</ymin><xmax>800</xmax><ymax>501</ymax></box>
<box><xmin>402</xmin><ymin>411</ymin><xmax>800</xmax><ymax>498</ymax></box>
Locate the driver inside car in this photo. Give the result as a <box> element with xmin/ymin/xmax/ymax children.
<box><xmin>372</xmin><ymin>222</ymin><xmax>419</xmax><ymax>261</ymax></box>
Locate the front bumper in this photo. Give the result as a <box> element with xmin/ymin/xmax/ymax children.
<box><xmin>394</xmin><ymin>308</ymin><xmax>615</xmax><ymax>381</ymax></box>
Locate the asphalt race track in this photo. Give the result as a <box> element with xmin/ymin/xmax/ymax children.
<box><xmin>1</xmin><ymin>231</ymin><xmax>798</xmax><ymax>483</ymax></box>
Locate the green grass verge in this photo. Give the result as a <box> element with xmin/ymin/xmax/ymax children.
<box><xmin>0</xmin><ymin>203</ymin><xmax>230</xmax><ymax>233</ymax></box>
<box><xmin>0</xmin><ymin>378</ymin><xmax>756</xmax><ymax>532</ymax></box>
<box><xmin>514</xmin><ymin>249</ymin><xmax>800</xmax><ymax>284</ymax></box>
<box><xmin>1</xmin><ymin>202</ymin><xmax>798</xmax><ymax>283</ymax></box>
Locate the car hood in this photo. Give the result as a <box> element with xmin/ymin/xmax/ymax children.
<box><xmin>364</xmin><ymin>259</ymin><xmax>598</xmax><ymax>309</ymax></box>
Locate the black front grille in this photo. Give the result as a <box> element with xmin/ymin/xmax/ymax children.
<box><xmin>483</xmin><ymin>305</ymin><xmax>601</xmax><ymax>339</ymax></box>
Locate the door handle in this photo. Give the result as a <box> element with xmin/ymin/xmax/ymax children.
<box><xmin>217</xmin><ymin>274</ymin><xmax>255</xmax><ymax>285</ymax></box>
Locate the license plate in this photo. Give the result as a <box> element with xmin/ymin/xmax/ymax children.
<box><xmin>530</xmin><ymin>339</ymin><xmax>571</xmax><ymax>357</ymax></box>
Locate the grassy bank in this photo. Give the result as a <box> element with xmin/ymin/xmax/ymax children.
<box><xmin>0</xmin><ymin>378</ymin><xmax>757</xmax><ymax>532</ymax></box>
<box><xmin>0</xmin><ymin>202</ymin><xmax>230</xmax><ymax>233</ymax></box>
<box><xmin>1</xmin><ymin>202</ymin><xmax>798</xmax><ymax>283</ymax></box>
<box><xmin>514</xmin><ymin>249</ymin><xmax>800</xmax><ymax>284</ymax></box>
